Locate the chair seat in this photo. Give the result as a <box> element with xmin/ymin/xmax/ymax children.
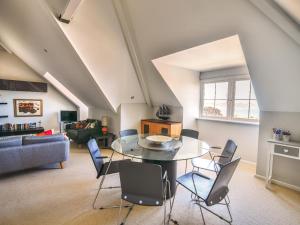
<box><xmin>191</xmin><ymin>158</ymin><xmax>220</xmax><ymax>172</ymax></box>
<box><xmin>176</xmin><ymin>171</ymin><xmax>215</xmax><ymax>200</ymax></box>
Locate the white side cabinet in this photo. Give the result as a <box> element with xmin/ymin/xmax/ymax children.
<box><xmin>266</xmin><ymin>139</ymin><xmax>300</xmax><ymax>188</ymax></box>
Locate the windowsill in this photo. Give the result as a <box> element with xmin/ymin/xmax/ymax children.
<box><xmin>197</xmin><ymin>117</ymin><xmax>259</xmax><ymax>126</ymax></box>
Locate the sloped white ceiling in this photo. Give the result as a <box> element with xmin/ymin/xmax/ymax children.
<box><xmin>56</xmin><ymin>0</ymin><xmax>146</xmax><ymax>111</ymax></box>
<box><xmin>152</xmin><ymin>35</ymin><xmax>246</xmax><ymax>72</ymax></box>
<box><xmin>274</xmin><ymin>0</ymin><xmax>300</xmax><ymax>24</ymax></box>
<box><xmin>0</xmin><ymin>0</ymin><xmax>111</xmax><ymax>110</ymax></box>
<box><xmin>123</xmin><ymin>0</ymin><xmax>300</xmax><ymax>112</ymax></box>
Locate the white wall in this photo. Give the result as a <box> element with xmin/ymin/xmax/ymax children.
<box><xmin>89</xmin><ymin>103</ymin><xmax>153</xmax><ymax>135</ymax></box>
<box><xmin>198</xmin><ymin>120</ymin><xmax>259</xmax><ymax>163</ymax></box>
<box><xmin>0</xmin><ymin>52</ymin><xmax>76</xmax><ymax>132</ymax></box>
<box><xmin>120</xmin><ymin>103</ymin><xmax>153</xmax><ymax>133</ymax></box>
<box><xmin>152</xmin><ymin>62</ymin><xmax>200</xmax><ymax>129</ymax></box>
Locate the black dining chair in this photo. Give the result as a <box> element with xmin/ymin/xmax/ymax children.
<box><xmin>180</xmin><ymin>129</ymin><xmax>199</xmax><ymax>173</ymax></box>
<box><xmin>170</xmin><ymin>158</ymin><xmax>241</xmax><ymax>225</ymax></box>
<box><xmin>119</xmin><ymin>129</ymin><xmax>138</xmax><ymax>160</ymax></box>
<box><xmin>192</xmin><ymin>139</ymin><xmax>237</xmax><ymax>173</ymax></box>
<box><xmin>181</xmin><ymin>129</ymin><xmax>199</xmax><ymax>139</ymax></box>
<box><xmin>118</xmin><ymin>160</ymin><xmax>172</xmax><ymax>225</ymax></box>
<box><xmin>87</xmin><ymin>138</ymin><xmax>130</xmax><ymax>209</ymax></box>
<box><xmin>119</xmin><ymin>129</ymin><xmax>138</xmax><ymax>137</ymax></box>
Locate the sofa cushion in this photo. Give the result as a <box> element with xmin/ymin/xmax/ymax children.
<box><xmin>23</xmin><ymin>134</ymin><xmax>65</xmax><ymax>145</ymax></box>
<box><xmin>0</xmin><ymin>136</ymin><xmax>22</xmax><ymax>148</ymax></box>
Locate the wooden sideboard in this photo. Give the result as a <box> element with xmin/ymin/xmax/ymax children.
<box><xmin>141</xmin><ymin>119</ymin><xmax>182</xmax><ymax>137</ymax></box>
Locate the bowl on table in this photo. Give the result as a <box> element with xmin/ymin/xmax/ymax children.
<box><xmin>146</xmin><ymin>135</ymin><xmax>173</xmax><ymax>145</ymax></box>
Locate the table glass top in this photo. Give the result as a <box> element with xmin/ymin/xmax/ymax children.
<box><xmin>111</xmin><ymin>134</ymin><xmax>210</xmax><ymax>161</ymax></box>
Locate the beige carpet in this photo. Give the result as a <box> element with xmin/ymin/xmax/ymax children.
<box><xmin>0</xmin><ymin>144</ymin><xmax>299</xmax><ymax>225</ymax></box>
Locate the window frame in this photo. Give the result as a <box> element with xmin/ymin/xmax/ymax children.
<box><xmin>200</xmin><ymin>75</ymin><xmax>259</xmax><ymax>123</ymax></box>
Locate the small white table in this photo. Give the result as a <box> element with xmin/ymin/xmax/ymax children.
<box><xmin>266</xmin><ymin>139</ymin><xmax>300</xmax><ymax>188</ymax></box>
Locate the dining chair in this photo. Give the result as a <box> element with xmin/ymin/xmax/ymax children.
<box><xmin>169</xmin><ymin>158</ymin><xmax>241</xmax><ymax>225</ymax></box>
<box><xmin>191</xmin><ymin>139</ymin><xmax>237</xmax><ymax>173</ymax></box>
<box><xmin>119</xmin><ymin>129</ymin><xmax>138</xmax><ymax>137</ymax></box>
<box><xmin>118</xmin><ymin>160</ymin><xmax>172</xmax><ymax>225</ymax></box>
<box><xmin>87</xmin><ymin>138</ymin><xmax>131</xmax><ymax>209</ymax></box>
<box><xmin>119</xmin><ymin>129</ymin><xmax>138</xmax><ymax>160</ymax></box>
<box><xmin>180</xmin><ymin>129</ymin><xmax>199</xmax><ymax>139</ymax></box>
<box><xmin>180</xmin><ymin>129</ymin><xmax>199</xmax><ymax>173</ymax></box>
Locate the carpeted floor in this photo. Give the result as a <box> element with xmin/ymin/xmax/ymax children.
<box><xmin>0</xmin><ymin>144</ymin><xmax>299</xmax><ymax>225</ymax></box>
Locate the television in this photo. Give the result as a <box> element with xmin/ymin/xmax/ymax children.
<box><xmin>60</xmin><ymin>110</ymin><xmax>77</xmax><ymax>122</ymax></box>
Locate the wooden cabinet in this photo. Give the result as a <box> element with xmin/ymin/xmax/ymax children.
<box><xmin>141</xmin><ymin>119</ymin><xmax>182</xmax><ymax>137</ymax></box>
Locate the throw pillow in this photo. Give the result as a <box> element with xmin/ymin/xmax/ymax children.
<box><xmin>36</xmin><ymin>129</ymin><xmax>53</xmax><ymax>136</ymax></box>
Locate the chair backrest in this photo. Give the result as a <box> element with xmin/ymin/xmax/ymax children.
<box><xmin>180</xmin><ymin>129</ymin><xmax>199</xmax><ymax>139</ymax></box>
<box><xmin>218</xmin><ymin>139</ymin><xmax>237</xmax><ymax>165</ymax></box>
<box><xmin>119</xmin><ymin>129</ymin><xmax>138</xmax><ymax>137</ymax></box>
<box><xmin>87</xmin><ymin>139</ymin><xmax>104</xmax><ymax>178</ymax></box>
<box><xmin>119</xmin><ymin>161</ymin><xmax>164</xmax><ymax>206</ymax></box>
<box><xmin>206</xmin><ymin>158</ymin><xmax>240</xmax><ymax>206</ymax></box>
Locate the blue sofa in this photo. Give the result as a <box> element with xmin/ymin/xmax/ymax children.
<box><xmin>0</xmin><ymin>134</ymin><xmax>70</xmax><ymax>175</ymax></box>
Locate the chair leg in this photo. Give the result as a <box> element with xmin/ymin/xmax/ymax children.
<box><xmin>93</xmin><ymin>173</ymin><xmax>106</xmax><ymax>209</ymax></box>
<box><xmin>164</xmin><ymin>183</ymin><xmax>167</xmax><ymax>225</ymax></box>
<box><xmin>168</xmin><ymin>184</ymin><xmax>179</xmax><ymax>224</ymax></box>
<box><xmin>225</xmin><ymin>197</ymin><xmax>233</xmax><ymax>224</ymax></box>
<box><xmin>184</xmin><ymin>160</ymin><xmax>188</xmax><ymax>174</ymax></box>
<box><xmin>198</xmin><ymin>204</ymin><xmax>206</xmax><ymax>225</ymax></box>
<box><xmin>118</xmin><ymin>199</ymin><xmax>134</xmax><ymax>225</ymax></box>
<box><xmin>195</xmin><ymin>198</ymin><xmax>233</xmax><ymax>224</ymax></box>
<box><xmin>93</xmin><ymin>151</ymin><xmax>130</xmax><ymax>210</ymax></box>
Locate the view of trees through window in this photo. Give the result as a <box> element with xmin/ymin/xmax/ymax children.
<box><xmin>201</xmin><ymin>79</ymin><xmax>259</xmax><ymax>121</ymax></box>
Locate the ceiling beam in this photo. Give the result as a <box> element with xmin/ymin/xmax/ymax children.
<box><xmin>112</xmin><ymin>0</ymin><xmax>152</xmax><ymax>107</ymax></box>
<box><xmin>59</xmin><ymin>0</ymin><xmax>84</xmax><ymax>24</ymax></box>
<box><xmin>0</xmin><ymin>41</ymin><xmax>12</xmax><ymax>53</ymax></box>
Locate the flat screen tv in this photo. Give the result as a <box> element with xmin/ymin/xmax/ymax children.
<box><xmin>60</xmin><ymin>110</ymin><xmax>77</xmax><ymax>122</ymax></box>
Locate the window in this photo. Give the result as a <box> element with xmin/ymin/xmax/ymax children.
<box><xmin>202</xmin><ymin>82</ymin><xmax>228</xmax><ymax>118</ymax></box>
<box><xmin>200</xmin><ymin>78</ymin><xmax>259</xmax><ymax>122</ymax></box>
<box><xmin>234</xmin><ymin>80</ymin><xmax>259</xmax><ymax>120</ymax></box>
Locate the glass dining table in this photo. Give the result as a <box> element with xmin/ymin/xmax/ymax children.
<box><xmin>111</xmin><ymin>134</ymin><xmax>211</xmax><ymax>196</ymax></box>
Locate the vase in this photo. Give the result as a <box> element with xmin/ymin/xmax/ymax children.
<box><xmin>282</xmin><ymin>135</ymin><xmax>290</xmax><ymax>142</ymax></box>
<box><xmin>273</xmin><ymin>133</ymin><xmax>282</xmax><ymax>141</ymax></box>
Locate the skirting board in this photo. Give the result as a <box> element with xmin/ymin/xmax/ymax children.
<box><xmin>255</xmin><ymin>174</ymin><xmax>300</xmax><ymax>192</ymax></box>
<box><xmin>241</xmin><ymin>159</ymin><xmax>256</xmax><ymax>166</ymax></box>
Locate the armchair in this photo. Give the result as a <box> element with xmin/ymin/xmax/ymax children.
<box><xmin>66</xmin><ymin>119</ymin><xmax>101</xmax><ymax>145</ymax></box>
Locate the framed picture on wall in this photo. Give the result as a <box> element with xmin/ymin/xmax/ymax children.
<box><xmin>13</xmin><ymin>99</ymin><xmax>43</xmax><ymax>117</ymax></box>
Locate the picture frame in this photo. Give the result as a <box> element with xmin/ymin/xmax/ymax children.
<box><xmin>13</xmin><ymin>99</ymin><xmax>43</xmax><ymax>117</ymax></box>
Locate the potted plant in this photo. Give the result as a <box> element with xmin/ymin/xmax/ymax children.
<box><xmin>282</xmin><ymin>130</ymin><xmax>291</xmax><ymax>142</ymax></box>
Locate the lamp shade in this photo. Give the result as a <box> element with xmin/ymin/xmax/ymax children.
<box><xmin>101</xmin><ymin>116</ymin><xmax>108</xmax><ymax>127</ymax></box>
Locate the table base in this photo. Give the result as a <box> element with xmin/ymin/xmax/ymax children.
<box><xmin>142</xmin><ymin>159</ymin><xmax>177</xmax><ymax>198</ymax></box>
